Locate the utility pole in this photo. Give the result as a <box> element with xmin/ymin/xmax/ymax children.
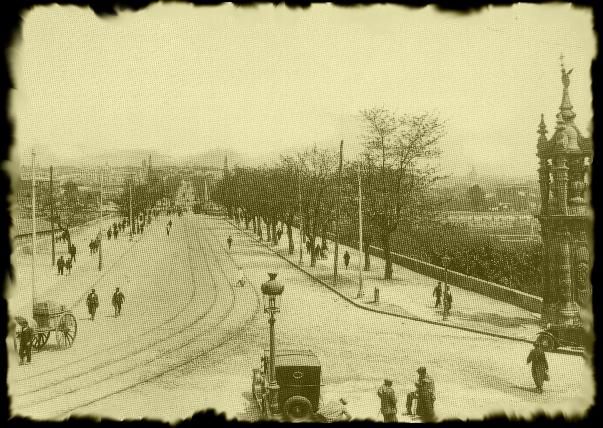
<box><xmin>98</xmin><ymin>165</ymin><xmax>103</xmax><ymax>271</ymax></box>
<box><xmin>50</xmin><ymin>165</ymin><xmax>55</xmax><ymax>266</ymax></box>
<box><xmin>298</xmin><ymin>168</ymin><xmax>303</xmax><ymax>265</ymax></box>
<box><xmin>334</xmin><ymin>140</ymin><xmax>343</xmax><ymax>284</ymax></box>
<box><xmin>31</xmin><ymin>149</ymin><xmax>37</xmax><ymax>311</ymax></box>
<box><xmin>129</xmin><ymin>177</ymin><xmax>133</xmax><ymax>237</ymax></box>
<box><xmin>357</xmin><ymin>163</ymin><xmax>364</xmax><ymax>299</ymax></box>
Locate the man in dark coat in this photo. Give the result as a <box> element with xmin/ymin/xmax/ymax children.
<box><xmin>527</xmin><ymin>342</ymin><xmax>549</xmax><ymax>393</ymax></box>
<box><xmin>113</xmin><ymin>228</ymin><xmax>118</xmax><ymax>240</ymax></box>
<box><xmin>343</xmin><ymin>251</ymin><xmax>350</xmax><ymax>269</ymax></box>
<box><xmin>407</xmin><ymin>367</ymin><xmax>435</xmax><ymax>421</ymax></box>
<box><xmin>227</xmin><ymin>235</ymin><xmax>233</xmax><ymax>251</ymax></box>
<box><xmin>69</xmin><ymin>244</ymin><xmax>77</xmax><ymax>263</ymax></box>
<box><xmin>65</xmin><ymin>257</ymin><xmax>73</xmax><ymax>275</ymax></box>
<box><xmin>89</xmin><ymin>239</ymin><xmax>95</xmax><ymax>255</ymax></box>
<box><xmin>107</xmin><ymin>228</ymin><xmax>112</xmax><ymax>240</ymax></box>
<box><xmin>57</xmin><ymin>256</ymin><xmax>65</xmax><ymax>275</ymax></box>
<box><xmin>443</xmin><ymin>288</ymin><xmax>452</xmax><ymax>320</ymax></box>
<box><xmin>306</xmin><ymin>240</ymin><xmax>312</xmax><ymax>255</ymax></box>
<box><xmin>433</xmin><ymin>282</ymin><xmax>442</xmax><ymax>308</ymax></box>
<box><xmin>87</xmin><ymin>289</ymin><xmax>99</xmax><ymax>320</ymax></box>
<box><xmin>377</xmin><ymin>379</ymin><xmax>398</xmax><ymax>422</ymax></box>
<box><xmin>19</xmin><ymin>320</ymin><xmax>34</xmax><ymax>365</ymax></box>
<box><xmin>112</xmin><ymin>287</ymin><xmax>125</xmax><ymax>317</ymax></box>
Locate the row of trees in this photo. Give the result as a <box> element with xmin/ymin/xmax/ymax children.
<box><xmin>213</xmin><ymin>108</ymin><xmax>447</xmax><ymax>279</ymax></box>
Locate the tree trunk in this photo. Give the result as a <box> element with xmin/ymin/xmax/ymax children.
<box><xmin>266</xmin><ymin>218</ymin><xmax>272</xmax><ymax>242</ymax></box>
<box><xmin>310</xmin><ymin>221</ymin><xmax>317</xmax><ymax>267</ymax></box>
<box><xmin>252</xmin><ymin>216</ymin><xmax>257</xmax><ymax>233</ymax></box>
<box><xmin>383</xmin><ymin>231</ymin><xmax>393</xmax><ymax>280</ymax></box>
<box><xmin>272</xmin><ymin>221</ymin><xmax>278</xmax><ymax>245</ymax></box>
<box><xmin>245</xmin><ymin>212</ymin><xmax>250</xmax><ymax>230</ymax></box>
<box><xmin>364</xmin><ymin>234</ymin><xmax>371</xmax><ymax>271</ymax></box>
<box><xmin>286</xmin><ymin>219</ymin><xmax>294</xmax><ymax>255</ymax></box>
<box><xmin>257</xmin><ymin>216</ymin><xmax>263</xmax><ymax>241</ymax></box>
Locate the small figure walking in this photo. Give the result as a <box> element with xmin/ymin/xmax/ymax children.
<box><xmin>87</xmin><ymin>289</ymin><xmax>99</xmax><ymax>320</ymax></box>
<box><xmin>227</xmin><ymin>235</ymin><xmax>233</xmax><ymax>251</ymax></box>
<box><xmin>18</xmin><ymin>319</ymin><xmax>33</xmax><ymax>365</ymax></box>
<box><xmin>442</xmin><ymin>287</ymin><xmax>452</xmax><ymax>320</ymax></box>
<box><xmin>107</xmin><ymin>228</ymin><xmax>112</xmax><ymax>240</ymax></box>
<box><xmin>69</xmin><ymin>244</ymin><xmax>77</xmax><ymax>263</ymax></box>
<box><xmin>377</xmin><ymin>379</ymin><xmax>398</xmax><ymax>422</ymax></box>
<box><xmin>166</xmin><ymin>226</ymin><xmax>170</xmax><ymax>236</ymax></box>
<box><xmin>113</xmin><ymin>228</ymin><xmax>118</xmax><ymax>240</ymax></box>
<box><xmin>343</xmin><ymin>250</ymin><xmax>350</xmax><ymax>270</ymax></box>
<box><xmin>65</xmin><ymin>257</ymin><xmax>73</xmax><ymax>275</ymax></box>
<box><xmin>89</xmin><ymin>239</ymin><xmax>95</xmax><ymax>255</ymax></box>
<box><xmin>112</xmin><ymin>287</ymin><xmax>125</xmax><ymax>317</ymax></box>
<box><xmin>527</xmin><ymin>342</ymin><xmax>549</xmax><ymax>393</ymax></box>
<box><xmin>306</xmin><ymin>240</ymin><xmax>312</xmax><ymax>255</ymax></box>
<box><xmin>57</xmin><ymin>256</ymin><xmax>65</xmax><ymax>275</ymax></box>
<box><xmin>433</xmin><ymin>282</ymin><xmax>442</xmax><ymax>308</ymax></box>
<box><xmin>406</xmin><ymin>367</ymin><xmax>436</xmax><ymax>422</ymax></box>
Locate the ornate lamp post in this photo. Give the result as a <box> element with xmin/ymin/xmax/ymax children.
<box><xmin>261</xmin><ymin>273</ymin><xmax>285</xmax><ymax>415</ymax></box>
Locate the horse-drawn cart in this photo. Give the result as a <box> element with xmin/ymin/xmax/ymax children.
<box><xmin>14</xmin><ymin>300</ymin><xmax>78</xmax><ymax>352</ymax></box>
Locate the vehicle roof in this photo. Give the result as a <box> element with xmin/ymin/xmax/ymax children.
<box><xmin>264</xmin><ymin>349</ymin><xmax>321</xmax><ymax>367</ymax></box>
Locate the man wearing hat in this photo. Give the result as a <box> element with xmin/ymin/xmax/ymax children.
<box><xmin>316</xmin><ymin>398</ymin><xmax>352</xmax><ymax>422</ymax></box>
<box><xmin>406</xmin><ymin>367</ymin><xmax>436</xmax><ymax>421</ymax></box>
<box><xmin>377</xmin><ymin>379</ymin><xmax>398</xmax><ymax>422</ymax></box>
<box><xmin>87</xmin><ymin>289</ymin><xmax>100</xmax><ymax>321</ymax></box>
<box><xmin>112</xmin><ymin>287</ymin><xmax>125</xmax><ymax>317</ymax></box>
<box><xmin>18</xmin><ymin>319</ymin><xmax>34</xmax><ymax>365</ymax></box>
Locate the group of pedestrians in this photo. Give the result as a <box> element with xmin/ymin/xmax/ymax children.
<box><xmin>433</xmin><ymin>281</ymin><xmax>453</xmax><ymax>319</ymax></box>
<box><xmin>56</xmin><ymin>243</ymin><xmax>77</xmax><ymax>276</ymax></box>
<box><xmin>86</xmin><ymin>287</ymin><xmax>126</xmax><ymax>320</ymax></box>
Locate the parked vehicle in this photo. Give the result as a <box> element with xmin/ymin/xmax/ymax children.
<box><xmin>14</xmin><ymin>301</ymin><xmax>78</xmax><ymax>353</ymax></box>
<box><xmin>252</xmin><ymin>349</ymin><xmax>321</xmax><ymax>421</ymax></box>
<box><xmin>536</xmin><ymin>323</ymin><xmax>585</xmax><ymax>351</ymax></box>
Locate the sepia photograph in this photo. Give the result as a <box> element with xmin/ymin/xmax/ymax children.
<box><xmin>5</xmin><ymin>2</ymin><xmax>596</xmax><ymax>423</ymax></box>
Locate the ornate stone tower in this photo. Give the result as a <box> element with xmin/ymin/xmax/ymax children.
<box><xmin>537</xmin><ymin>60</ymin><xmax>593</xmax><ymax>327</ymax></box>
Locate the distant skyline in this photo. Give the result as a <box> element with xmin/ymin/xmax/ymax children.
<box><xmin>10</xmin><ymin>3</ymin><xmax>595</xmax><ymax>177</ymax></box>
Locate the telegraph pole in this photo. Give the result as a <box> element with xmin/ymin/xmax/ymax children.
<box><xmin>298</xmin><ymin>168</ymin><xmax>303</xmax><ymax>265</ymax></box>
<box><xmin>357</xmin><ymin>163</ymin><xmax>364</xmax><ymax>298</ymax></box>
<box><xmin>333</xmin><ymin>140</ymin><xmax>343</xmax><ymax>284</ymax></box>
<box><xmin>98</xmin><ymin>165</ymin><xmax>103</xmax><ymax>271</ymax></box>
<box><xmin>32</xmin><ymin>149</ymin><xmax>37</xmax><ymax>311</ymax></box>
<box><xmin>50</xmin><ymin>165</ymin><xmax>55</xmax><ymax>266</ymax></box>
<box><xmin>129</xmin><ymin>177</ymin><xmax>134</xmax><ymax>237</ymax></box>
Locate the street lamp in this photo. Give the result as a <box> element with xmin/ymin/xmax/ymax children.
<box><xmin>261</xmin><ymin>272</ymin><xmax>285</xmax><ymax>415</ymax></box>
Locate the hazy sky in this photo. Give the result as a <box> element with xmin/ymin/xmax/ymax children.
<box><xmin>10</xmin><ymin>3</ymin><xmax>595</xmax><ymax>176</ymax></box>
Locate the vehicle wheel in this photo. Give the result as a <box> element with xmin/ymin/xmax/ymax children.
<box><xmin>32</xmin><ymin>331</ymin><xmax>50</xmax><ymax>351</ymax></box>
<box><xmin>56</xmin><ymin>313</ymin><xmax>77</xmax><ymax>348</ymax></box>
<box><xmin>283</xmin><ymin>396</ymin><xmax>313</xmax><ymax>422</ymax></box>
<box><xmin>537</xmin><ymin>333</ymin><xmax>556</xmax><ymax>351</ymax></box>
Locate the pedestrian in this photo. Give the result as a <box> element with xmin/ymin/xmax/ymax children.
<box><xmin>18</xmin><ymin>320</ymin><xmax>33</xmax><ymax>365</ymax></box>
<box><xmin>140</xmin><ymin>224</ymin><xmax>144</xmax><ymax>234</ymax></box>
<box><xmin>321</xmin><ymin>241</ymin><xmax>328</xmax><ymax>259</ymax></box>
<box><xmin>166</xmin><ymin>226</ymin><xmax>170</xmax><ymax>236</ymax></box>
<box><xmin>315</xmin><ymin>244</ymin><xmax>321</xmax><ymax>259</ymax></box>
<box><xmin>343</xmin><ymin>250</ymin><xmax>350</xmax><ymax>269</ymax></box>
<box><xmin>112</xmin><ymin>287</ymin><xmax>125</xmax><ymax>317</ymax></box>
<box><xmin>57</xmin><ymin>256</ymin><xmax>65</xmax><ymax>275</ymax></box>
<box><xmin>377</xmin><ymin>379</ymin><xmax>398</xmax><ymax>422</ymax></box>
<box><xmin>306</xmin><ymin>240</ymin><xmax>312</xmax><ymax>255</ymax></box>
<box><xmin>107</xmin><ymin>228</ymin><xmax>112</xmax><ymax>240</ymax></box>
<box><xmin>227</xmin><ymin>235</ymin><xmax>233</xmax><ymax>251</ymax></box>
<box><xmin>70</xmin><ymin>244</ymin><xmax>77</xmax><ymax>262</ymax></box>
<box><xmin>86</xmin><ymin>289</ymin><xmax>99</xmax><ymax>320</ymax></box>
<box><xmin>89</xmin><ymin>239</ymin><xmax>94</xmax><ymax>255</ymax></box>
<box><xmin>113</xmin><ymin>228</ymin><xmax>118</xmax><ymax>240</ymax></box>
<box><xmin>527</xmin><ymin>342</ymin><xmax>549</xmax><ymax>393</ymax></box>
<box><xmin>443</xmin><ymin>288</ymin><xmax>452</xmax><ymax>319</ymax></box>
<box><xmin>316</xmin><ymin>398</ymin><xmax>352</xmax><ymax>422</ymax></box>
<box><xmin>168</xmin><ymin>219</ymin><xmax>172</xmax><ymax>229</ymax></box>
<box><xmin>433</xmin><ymin>282</ymin><xmax>442</xmax><ymax>308</ymax></box>
<box><xmin>65</xmin><ymin>257</ymin><xmax>73</xmax><ymax>275</ymax></box>
<box><xmin>277</xmin><ymin>229</ymin><xmax>283</xmax><ymax>242</ymax></box>
<box><xmin>406</xmin><ymin>367</ymin><xmax>435</xmax><ymax>421</ymax></box>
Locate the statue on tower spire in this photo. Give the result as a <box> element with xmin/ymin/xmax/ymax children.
<box><xmin>558</xmin><ymin>54</ymin><xmax>575</xmax><ymax>122</ymax></box>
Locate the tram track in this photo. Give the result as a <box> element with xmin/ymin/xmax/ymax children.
<box><xmin>10</xmin><ymin>218</ymin><xmax>199</xmax><ymax>385</ymax></box>
<box><xmin>13</xmin><ymin>215</ymin><xmax>261</xmax><ymax>420</ymax></box>
<box><xmin>51</xmin><ymin>215</ymin><xmax>264</xmax><ymax>420</ymax></box>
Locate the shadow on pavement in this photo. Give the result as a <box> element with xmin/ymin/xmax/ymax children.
<box><xmin>453</xmin><ymin>311</ymin><xmax>538</xmax><ymax>329</ymax></box>
<box><xmin>234</xmin><ymin>391</ymin><xmax>260</xmax><ymax>422</ymax></box>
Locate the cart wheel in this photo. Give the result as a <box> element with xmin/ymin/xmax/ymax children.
<box><xmin>56</xmin><ymin>313</ymin><xmax>77</xmax><ymax>348</ymax></box>
<box><xmin>283</xmin><ymin>396</ymin><xmax>313</xmax><ymax>421</ymax></box>
<box><xmin>32</xmin><ymin>331</ymin><xmax>50</xmax><ymax>351</ymax></box>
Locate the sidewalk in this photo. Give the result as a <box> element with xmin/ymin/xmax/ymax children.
<box><xmin>230</xmin><ymin>221</ymin><xmax>546</xmax><ymax>345</ymax></box>
<box><xmin>8</xmin><ymin>215</ymin><xmax>155</xmax><ymax>319</ymax></box>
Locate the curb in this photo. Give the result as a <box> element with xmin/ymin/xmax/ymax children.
<box><xmin>227</xmin><ymin>219</ymin><xmax>583</xmax><ymax>358</ymax></box>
